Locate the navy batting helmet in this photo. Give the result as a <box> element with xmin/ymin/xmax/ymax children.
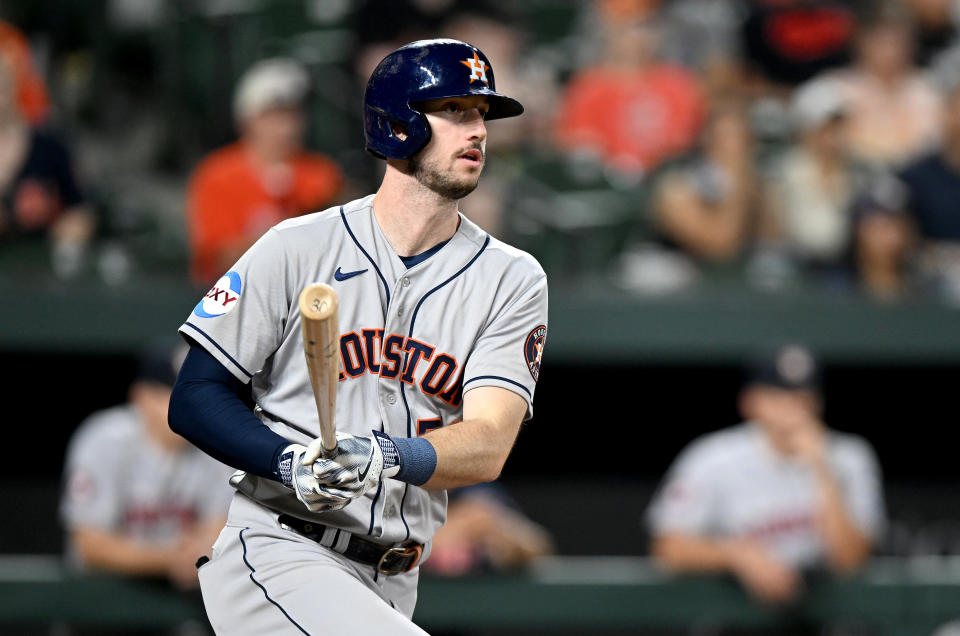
<box><xmin>363</xmin><ymin>38</ymin><xmax>524</xmax><ymax>160</ymax></box>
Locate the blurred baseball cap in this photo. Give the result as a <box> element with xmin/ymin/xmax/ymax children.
<box><xmin>136</xmin><ymin>340</ymin><xmax>189</xmax><ymax>387</ymax></box>
<box><xmin>746</xmin><ymin>344</ymin><xmax>821</xmax><ymax>392</ymax></box>
<box><xmin>791</xmin><ymin>76</ymin><xmax>846</xmax><ymax>133</ymax></box>
<box><xmin>233</xmin><ymin>57</ymin><xmax>309</xmax><ymax>123</ymax></box>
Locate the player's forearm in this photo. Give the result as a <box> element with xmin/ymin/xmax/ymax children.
<box><xmin>71</xmin><ymin>528</ymin><xmax>176</xmax><ymax>577</ymax></box>
<box><xmin>651</xmin><ymin>533</ymin><xmax>748</xmax><ymax>573</ymax></box>
<box><xmin>418</xmin><ymin>416</ymin><xmax>520</xmax><ymax>490</ymax></box>
<box><xmin>169</xmin><ymin>345</ymin><xmax>290</xmax><ymax>479</ymax></box>
<box><xmin>814</xmin><ymin>468</ymin><xmax>872</xmax><ymax>572</ymax></box>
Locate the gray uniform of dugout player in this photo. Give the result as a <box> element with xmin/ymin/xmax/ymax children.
<box><xmin>62</xmin><ymin>404</ymin><xmax>234</xmax><ymax>565</ymax></box>
<box><xmin>172</xmin><ymin>39</ymin><xmax>546</xmax><ymax>635</ymax></box>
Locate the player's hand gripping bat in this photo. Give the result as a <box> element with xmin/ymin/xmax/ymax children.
<box><xmin>298</xmin><ymin>283</ymin><xmax>340</xmax><ymax>459</ymax></box>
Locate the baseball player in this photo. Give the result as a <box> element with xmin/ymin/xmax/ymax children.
<box><xmin>646</xmin><ymin>344</ymin><xmax>885</xmax><ymax>606</ymax></box>
<box><xmin>61</xmin><ymin>342</ymin><xmax>233</xmax><ymax>588</ymax></box>
<box><xmin>168</xmin><ymin>39</ymin><xmax>546</xmax><ymax>634</ymax></box>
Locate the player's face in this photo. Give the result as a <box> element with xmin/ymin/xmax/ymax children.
<box><xmin>741</xmin><ymin>386</ymin><xmax>822</xmax><ymax>454</ymax></box>
<box><xmin>132</xmin><ymin>382</ymin><xmax>186</xmax><ymax>451</ymax></box>
<box><xmin>244</xmin><ymin>106</ymin><xmax>305</xmax><ymax>160</ymax></box>
<box><xmin>410</xmin><ymin>96</ymin><xmax>489</xmax><ymax>200</ymax></box>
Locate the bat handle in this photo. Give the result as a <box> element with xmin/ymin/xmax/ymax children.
<box><xmin>320</xmin><ymin>434</ymin><xmax>338</xmax><ymax>459</ymax></box>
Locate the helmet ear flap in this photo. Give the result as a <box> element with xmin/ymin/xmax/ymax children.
<box><xmin>366</xmin><ymin>104</ymin><xmax>431</xmax><ymax>159</ymax></box>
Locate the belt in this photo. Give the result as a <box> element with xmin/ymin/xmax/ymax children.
<box><xmin>277</xmin><ymin>514</ymin><xmax>423</xmax><ymax>576</ymax></box>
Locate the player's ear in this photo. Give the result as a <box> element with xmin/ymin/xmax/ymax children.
<box><xmin>390</xmin><ymin>122</ymin><xmax>408</xmax><ymax>141</ymax></box>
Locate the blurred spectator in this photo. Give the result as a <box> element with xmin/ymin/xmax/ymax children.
<box><xmin>444</xmin><ymin>8</ymin><xmax>558</xmax><ymax>148</ymax></box>
<box><xmin>899</xmin><ymin>79</ymin><xmax>960</xmax><ymax>301</ymax></box>
<box><xmin>425</xmin><ymin>483</ymin><xmax>554</xmax><ymax>577</ymax></box>
<box><xmin>0</xmin><ymin>53</ymin><xmax>94</xmax><ymax>276</ymax></box>
<box><xmin>740</xmin><ymin>0</ymin><xmax>856</xmax><ymax>91</ymax></box>
<box><xmin>657</xmin><ymin>0</ymin><xmax>744</xmax><ymax>100</ymax></box>
<box><xmin>648</xmin><ymin>344</ymin><xmax>885</xmax><ymax>606</ymax></box>
<box><xmin>831</xmin><ymin>9</ymin><xmax>944</xmax><ymax>168</ymax></box>
<box><xmin>652</xmin><ymin>100</ymin><xmax>758</xmax><ymax>263</ymax></box>
<box><xmin>763</xmin><ymin>77</ymin><xmax>866</xmax><ymax>277</ymax></box>
<box><xmin>852</xmin><ymin>175</ymin><xmax>915</xmax><ymax>300</ymax></box>
<box><xmin>186</xmin><ymin>58</ymin><xmax>343</xmax><ymax>285</ymax></box>
<box><xmin>0</xmin><ymin>19</ymin><xmax>50</xmax><ymax>125</ymax></box>
<box><xmin>553</xmin><ymin>4</ymin><xmax>705</xmax><ymax>177</ymax></box>
<box><xmin>905</xmin><ymin>0</ymin><xmax>960</xmax><ymax>65</ymax></box>
<box><xmin>444</xmin><ymin>9</ymin><xmax>560</xmax><ymax>237</ymax></box>
<box><xmin>61</xmin><ymin>341</ymin><xmax>233</xmax><ymax>590</ymax></box>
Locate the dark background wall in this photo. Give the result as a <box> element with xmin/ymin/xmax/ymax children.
<box><xmin>4</xmin><ymin>351</ymin><xmax>956</xmax><ymax>555</ymax></box>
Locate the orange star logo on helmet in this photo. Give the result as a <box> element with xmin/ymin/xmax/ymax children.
<box><xmin>460</xmin><ymin>51</ymin><xmax>489</xmax><ymax>85</ymax></box>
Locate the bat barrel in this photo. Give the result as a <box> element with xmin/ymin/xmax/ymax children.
<box><xmin>299</xmin><ymin>284</ymin><xmax>339</xmax><ymax>320</ymax></box>
<box><xmin>298</xmin><ymin>283</ymin><xmax>340</xmax><ymax>456</ymax></box>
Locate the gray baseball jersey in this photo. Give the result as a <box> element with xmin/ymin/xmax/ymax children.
<box><xmin>179</xmin><ymin>193</ymin><xmax>547</xmax><ymax>544</ymax></box>
<box><xmin>647</xmin><ymin>422</ymin><xmax>886</xmax><ymax>568</ymax></box>
<box><xmin>61</xmin><ymin>404</ymin><xmax>234</xmax><ymax>566</ymax></box>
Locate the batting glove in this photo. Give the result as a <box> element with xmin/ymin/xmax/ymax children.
<box><xmin>277</xmin><ymin>444</ymin><xmax>352</xmax><ymax>512</ymax></box>
<box><xmin>279</xmin><ymin>432</ymin><xmax>401</xmax><ymax>512</ymax></box>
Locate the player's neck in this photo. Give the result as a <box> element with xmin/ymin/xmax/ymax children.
<box><xmin>373</xmin><ymin>168</ymin><xmax>461</xmax><ymax>257</ymax></box>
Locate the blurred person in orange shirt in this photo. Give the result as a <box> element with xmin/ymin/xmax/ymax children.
<box><xmin>0</xmin><ymin>20</ymin><xmax>49</xmax><ymax>126</ymax></box>
<box><xmin>553</xmin><ymin>0</ymin><xmax>705</xmax><ymax>177</ymax></box>
<box><xmin>647</xmin><ymin>344</ymin><xmax>885</xmax><ymax>607</ymax></box>
<box><xmin>187</xmin><ymin>58</ymin><xmax>343</xmax><ymax>285</ymax></box>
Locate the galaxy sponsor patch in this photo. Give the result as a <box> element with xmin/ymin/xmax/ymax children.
<box><xmin>194</xmin><ymin>271</ymin><xmax>242</xmax><ymax>318</ymax></box>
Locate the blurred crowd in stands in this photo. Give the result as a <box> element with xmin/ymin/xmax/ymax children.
<box><xmin>0</xmin><ymin>4</ymin><xmax>955</xmax><ymax>631</ymax></box>
<box><xmin>3</xmin><ymin>0</ymin><xmax>960</xmax><ymax>304</ymax></box>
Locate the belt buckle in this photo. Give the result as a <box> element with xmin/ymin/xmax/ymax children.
<box><xmin>377</xmin><ymin>544</ymin><xmax>423</xmax><ymax>575</ymax></box>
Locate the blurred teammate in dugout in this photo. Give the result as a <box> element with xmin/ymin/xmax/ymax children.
<box><xmin>60</xmin><ymin>341</ymin><xmax>233</xmax><ymax>592</ymax></box>
<box><xmin>647</xmin><ymin>344</ymin><xmax>886</xmax><ymax>623</ymax></box>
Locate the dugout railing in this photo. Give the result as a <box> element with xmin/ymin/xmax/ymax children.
<box><xmin>1</xmin><ymin>555</ymin><xmax>959</xmax><ymax>635</ymax></box>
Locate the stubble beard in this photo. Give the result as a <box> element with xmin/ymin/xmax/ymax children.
<box><xmin>410</xmin><ymin>150</ymin><xmax>483</xmax><ymax>201</ymax></box>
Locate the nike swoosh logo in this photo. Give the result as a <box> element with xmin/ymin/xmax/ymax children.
<box><xmin>334</xmin><ymin>267</ymin><xmax>368</xmax><ymax>281</ymax></box>
<box><xmin>357</xmin><ymin>455</ymin><xmax>372</xmax><ymax>482</ymax></box>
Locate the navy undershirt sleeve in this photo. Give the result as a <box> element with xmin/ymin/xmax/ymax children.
<box><xmin>168</xmin><ymin>344</ymin><xmax>289</xmax><ymax>480</ymax></box>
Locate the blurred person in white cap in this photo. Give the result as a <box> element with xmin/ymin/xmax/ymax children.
<box><xmin>647</xmin><ymin>344</ymin><xmax>885</xmax><ymax>610</ymax></box>
<box><xmin>762</xmin><ymin>75</ymin><xmax>869</xmax><ymax>283</ymax></box>
<box><xmin>186</xmin><ymin>58</ymin><xmax>343</xmax><ymax>285</ymax></box>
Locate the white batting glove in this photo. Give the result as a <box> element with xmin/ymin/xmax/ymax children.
<box><xmin>277</xmin><ymin>444</ymin><xmax>354</xmax><ymax>512</ymax></box>
<box><xmin>307</xmin><ymin>431</ymin><xmax>401</xmax><ymax>494</ymax></box>
<box><xmin>279</xmin><ymin>432</ymin><xmax>401</xmax><ymax>512</ymax></box>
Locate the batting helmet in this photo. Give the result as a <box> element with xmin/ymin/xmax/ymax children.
<box><xmin>363</xmin><ymin>38</ymin><xmax>524</xmax><ymax>160</ymax></box>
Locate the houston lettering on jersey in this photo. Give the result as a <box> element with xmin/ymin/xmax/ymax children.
<box><xmin>336</xmin><ymin>328</ymin><xmax>463</xmax><ymax>406</ymax></box>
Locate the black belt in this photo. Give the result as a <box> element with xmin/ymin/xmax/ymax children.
<box><xmin>278</xmin><ymin>514</ymin><xmax>423</xmax><ymax>576</ymax></box>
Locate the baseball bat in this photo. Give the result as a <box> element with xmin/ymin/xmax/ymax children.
<box><xmin>298</xmin><ymin>283</ymin><xmax>340</xmax><ymax>458</ymax></box>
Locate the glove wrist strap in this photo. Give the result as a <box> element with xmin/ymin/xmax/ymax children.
<box><xmin>275</xmin><ymin>444</ymin><xmax>300</xmax><ymax>488</ymax></box>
